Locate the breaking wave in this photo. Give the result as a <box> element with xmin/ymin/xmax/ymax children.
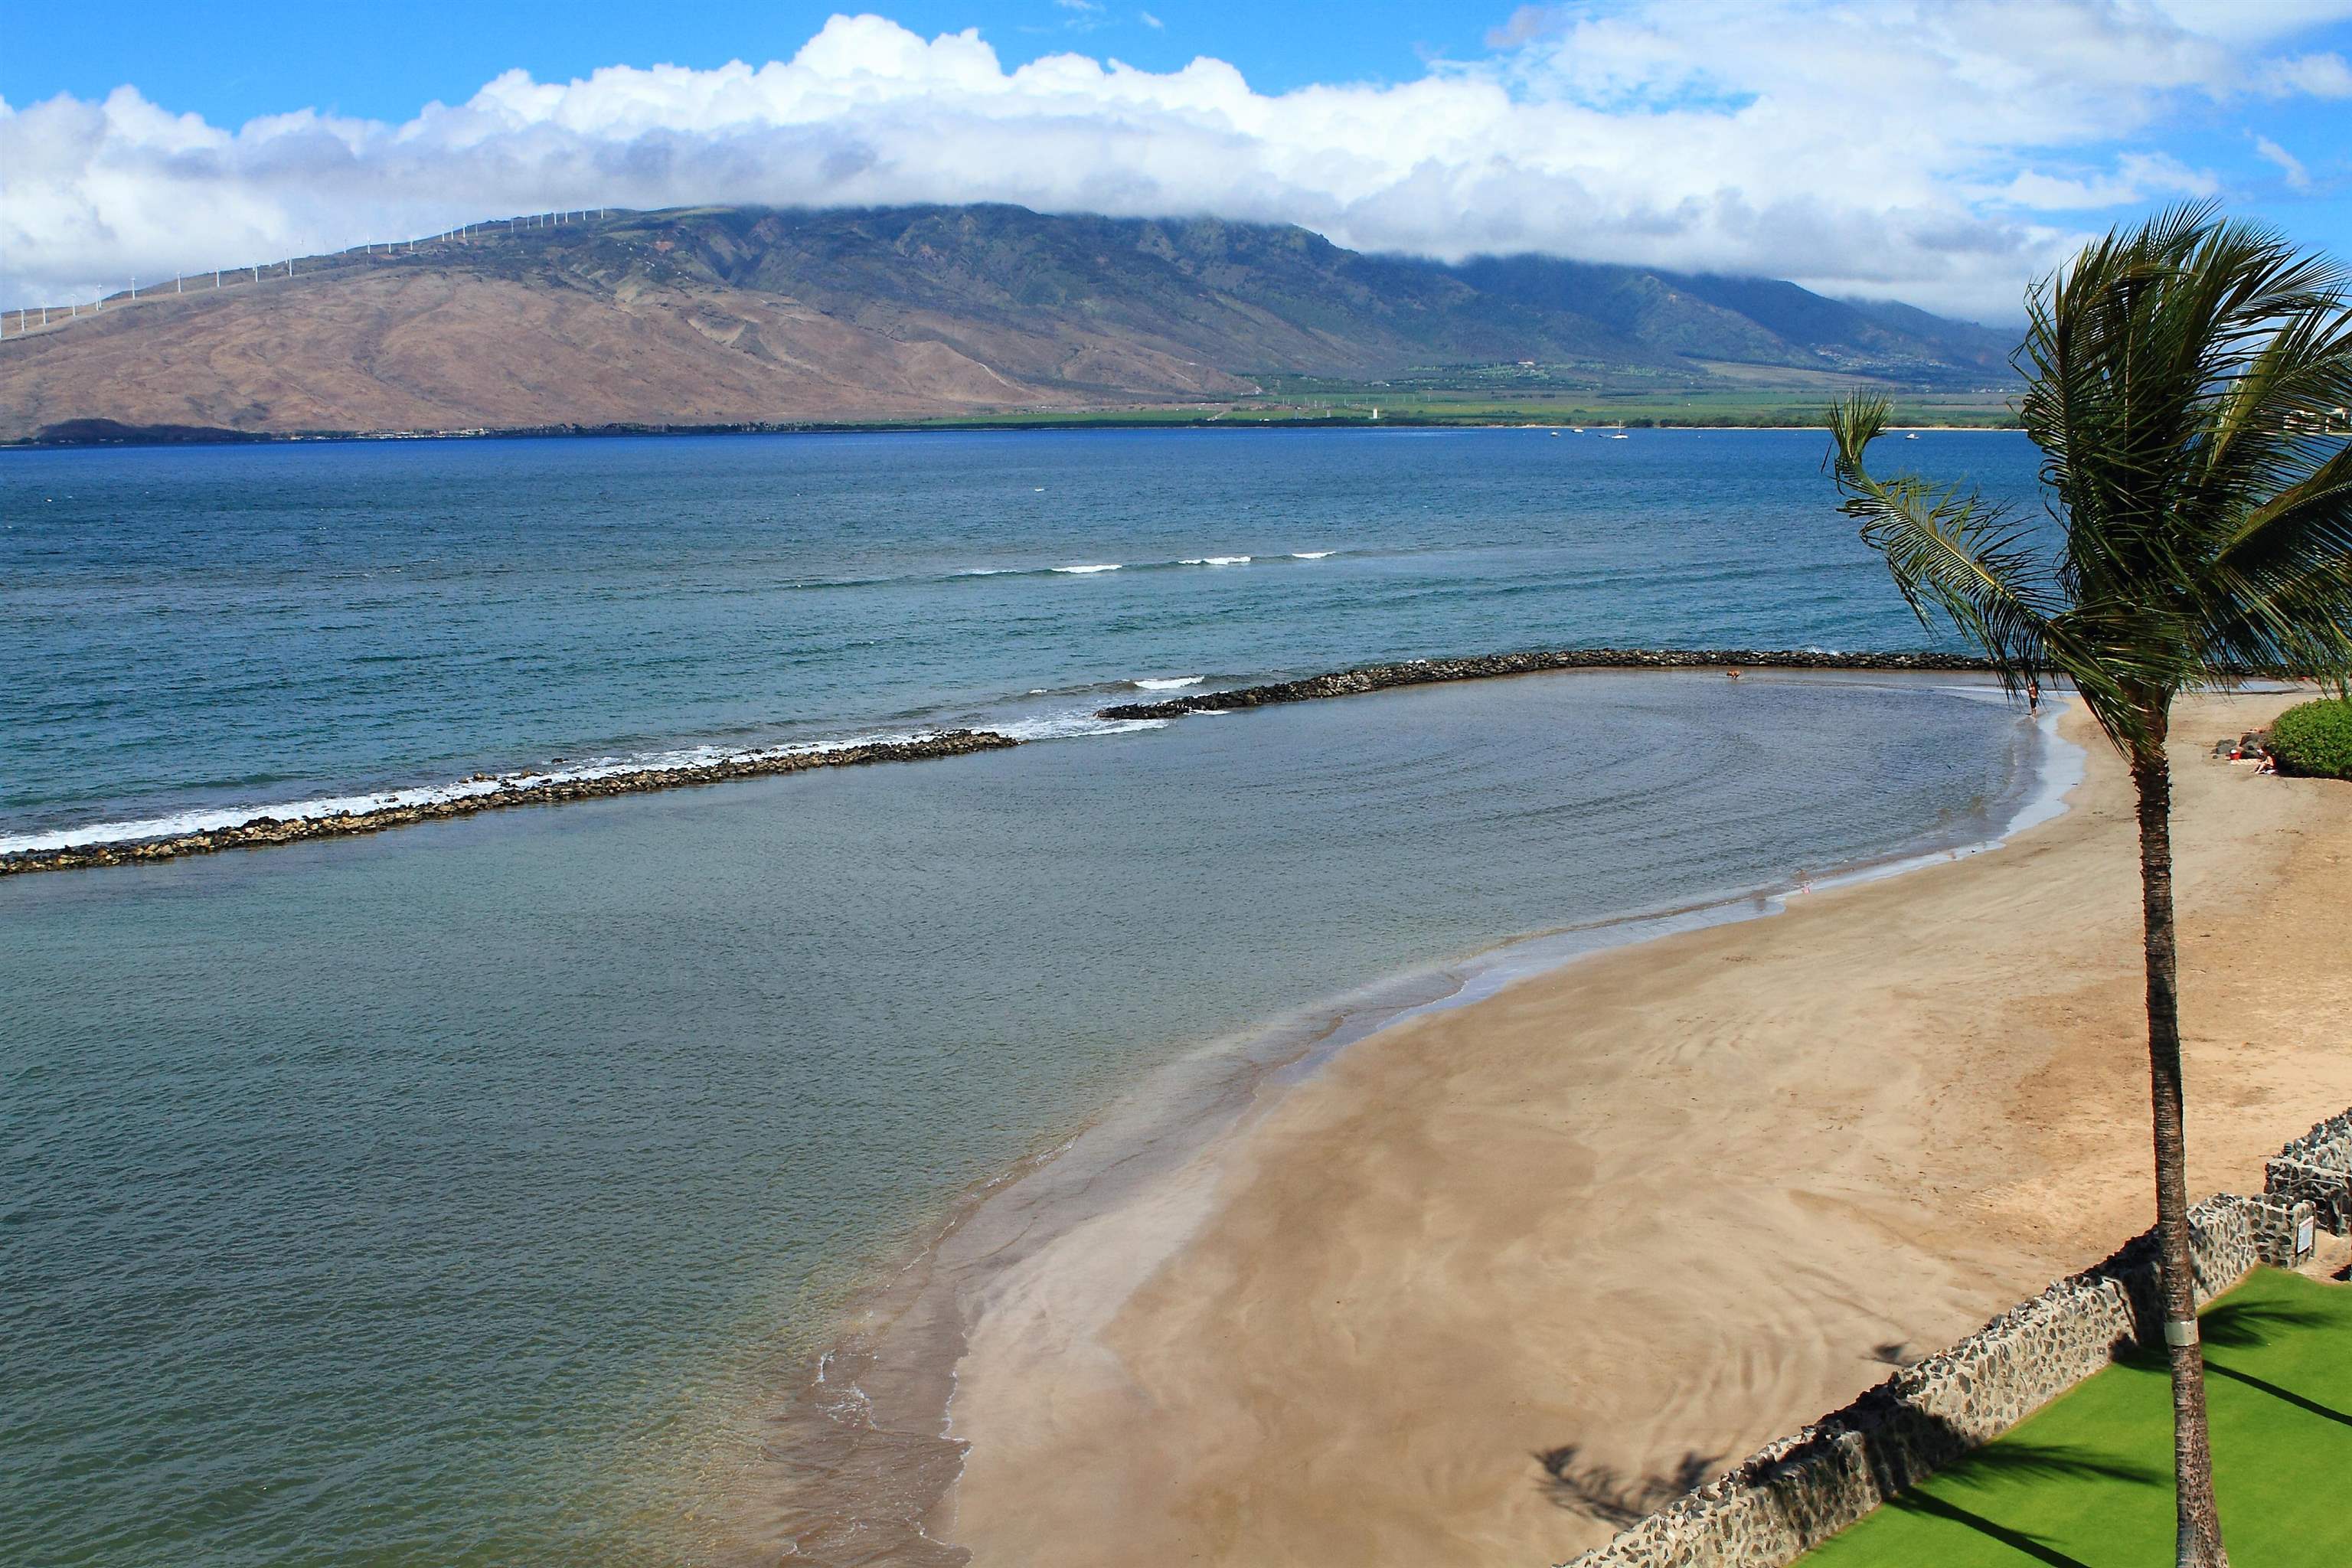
<box><xmin>776</xmin><ymin>550</ymin><xmax>1345</xmax><ymax>591</ymax></box>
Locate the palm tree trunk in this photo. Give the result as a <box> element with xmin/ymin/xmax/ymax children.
<box><xmin>2130</xmin><ymin>730</ymin><xmax>2230</xmax><ymax>1568</ymax></box>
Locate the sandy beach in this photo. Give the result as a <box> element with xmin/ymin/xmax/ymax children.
<box><xmin>940</xmin><ymin>689</ymin><xmax>2352</xmax><ymax>1566</ymax></box>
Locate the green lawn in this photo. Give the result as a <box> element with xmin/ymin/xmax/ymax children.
<box><xmin>1802</xmin><ymin>1268</ymin><xmax>2350</xmax><ymax>1567</ymax></box>
<box><xmin>858</xmin><ymin>384</ymin><xmax>2025</xmax><ymax>432</ymax></box>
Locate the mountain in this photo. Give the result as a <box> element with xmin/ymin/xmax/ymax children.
<box><xmin>0</xmin><ymin>204</ymin><xmax>2017</xmax><ymax>442</ymax></box>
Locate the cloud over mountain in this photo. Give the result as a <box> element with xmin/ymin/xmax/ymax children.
<box><xmin>3</xmin><ymin>4</ymin><xmax>2346</xmax><ymax>318</ymax></box>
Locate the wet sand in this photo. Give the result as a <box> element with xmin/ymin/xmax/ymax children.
<box><xmin>941</xmin><ymin>691</ymin><xmax>2352</xmax><ymax>1566</ymax></box>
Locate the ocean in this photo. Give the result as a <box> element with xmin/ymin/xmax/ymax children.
<box><xmin>0</xmin><ymin>427</ymin><xmax>2050</xmax><ymax>1565</ymax></box>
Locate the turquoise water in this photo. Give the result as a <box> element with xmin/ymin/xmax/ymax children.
<box><xmin>0</xmin><ymin>430</ymin><xmax>2046</xmax><ymax>1566</ymax></box>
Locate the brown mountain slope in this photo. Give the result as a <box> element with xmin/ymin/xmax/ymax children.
<box><xmin>0</xmin><ymin>266</ymin><xmax>1250</xmax><ymax>440</ymax></box>
<box><xmin>0</xmin><ymin>204</ymin><xmax>2014</xmax><ymax>442</ymax></box>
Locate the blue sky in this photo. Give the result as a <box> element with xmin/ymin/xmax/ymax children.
<box><xmin>1</xmin><ymin>3</ymin><xmax>1496</xmax><ymax>119</ymax></box>
<box><xmin>4</xmin><ymin>2</ymin><xmax>2348</xmax><ymax>320</ymax></box>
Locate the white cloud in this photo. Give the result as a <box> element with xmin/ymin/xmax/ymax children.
<box><xmin>1139</xmin><ymin>10</ymin><xmax>1163</xmax><ymax>30</ymax></box>
<box><xmin>2143</xmin><ymin>1</ymin><xmax>2352</xmax><ymax>47</ymax></box>
<box><xmin>1991</xmin><ymin>152</ymin><xmax>2220</xmax><ymax>211</ymax></box>
<box><xmin>2251</xmin><ymin>133</ymin><xmax>2311</xmax><ymax>190</ymax></box>
<box><xmin>2</xmin><ymin>5</ymin><xmax>2346</xmax><ymax>321</ymax></box>
<box><xmin>2265</xmin><ymin>51</ymin><xmax>2352</xmax><ymax>96</ymax></box>
<box><xmin>1485</xmin><ymin>6</ymin><xmax>1555</xmax><ymax>51</ymax></box>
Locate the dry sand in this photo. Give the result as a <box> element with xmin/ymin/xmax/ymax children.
<box><xmin>941</xmin><ymin>691</ymin><xmax>2352</xmax><ymax>1566</ymax></box>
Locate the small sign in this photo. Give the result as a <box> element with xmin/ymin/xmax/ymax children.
<box><xmin>2297</xmin><ymin>1215</ymin><xmax>2316</xmax><ymax>1258</ymax></box>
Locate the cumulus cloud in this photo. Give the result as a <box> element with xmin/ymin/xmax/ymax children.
<box><xmin>2265</xmin><ymin>51</ymin><xmax>2352</xmax><ymax>96</ymax></box>
<box><xmin>1</xmin><ymin>5</ymin><xmax>2345</xmax><ymax>320</ymax></box>
<box><xmin>2251</xmin><ymin>133</ymin><xmax>2311</xmax><ymax>190</ymax></box>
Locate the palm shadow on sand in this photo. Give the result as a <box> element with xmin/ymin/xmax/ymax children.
<box><xmin>1533</xmin><ymin>1445</ymin><xmax>1722</xmax><ymax>1527</ymax></box>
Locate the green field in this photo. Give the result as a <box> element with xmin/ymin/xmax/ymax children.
<box><xmin>858</xmin><ymin>362</ymin><xmax>2024</xmax><ymax>431</ymax></box>
<box><xmin>1802</xmin><ymin>1268</ymin><xmax>2350</xmax><ymax>1568</ymax></box>
<box><xmin>868</xmin><ymin>386</ymin><xmax>2021</xmax><ymax>433</ymax></box>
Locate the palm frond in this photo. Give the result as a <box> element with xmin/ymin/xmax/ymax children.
<box><xmin>2001</xmin><ymin>204</ymin><xmax>2352</xmax><ymax>740</ymax></box>
<box><xmin>2197</xmin><ymin>442</ymin><xmax>2352</xmax><ymax>686</ymax></box>
<box><xmin>1825</xmin><ymin>395</ymin><xmax>2113</xmax><ymax>711</ymax></box>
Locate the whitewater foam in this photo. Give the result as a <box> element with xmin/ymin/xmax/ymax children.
<box><xmin>933</xmin><ymin>551</ymin><xmax>1338</xmax><ymax>584</ymax></box>
<box><xmin>0</xmin><ymin>733</ymin><xmax>941</xmax><ymax>857</ymax></box>
<box><xmin>1131</xmin><ymin>676</ymin><xmax>1206</xmax><ymax>691</ymax></box>
<box><xmin>992</xmin><ymin>714</ymin><xmax>1168</xmax><ymax>742</ymax></box>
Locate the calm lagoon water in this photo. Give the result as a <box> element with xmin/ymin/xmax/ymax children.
<box><xmin>0</xmin><ymin>429</ymin><xmax>2046</xmax><ymax>1564</ymax></box>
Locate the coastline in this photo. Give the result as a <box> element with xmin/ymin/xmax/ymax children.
<box><xmin>717</xmin><ymin>671</ymin><xmax>2069</xmax><ymax>1565</ymax></box>
<box><xmin>0</xmin><ymin>416</ymin><xmax>2027</xmax><ymax>449</ymax></box>
<box><xmin>0</xmin><ymin>649</ymin><xmax>2003</xmax><ymax>877</ymax></box>
<box><xmin>933</xmin><ymin>687</ymin><xmax>2352</xmax><ymax>1566</ymax></box>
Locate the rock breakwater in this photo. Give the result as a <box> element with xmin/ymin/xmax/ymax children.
<box><xmin>0</xmin><ymin>730</ymin><xmax>1019</xmax><ymax>877</ymax></box>
<box><xmin>1095</xmin><ymin>648</ymin><xmax>1998</xmax><ymax>720</ymax></box>
<box><xmin>7</xmin><ymin>647</ymin><xmax>2020</xmax><ymax>879</ymax></box>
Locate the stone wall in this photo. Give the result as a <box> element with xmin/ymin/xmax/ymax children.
<box><xmin>2266</xmin><ymin>1109</ymin><xmax>2352</xmax><ymax>1233</ymax></box>
<box><xmin>1556</xmin><ymin>1119</ymin><xmax>2342</xmax><ymax>1568</ymax></box>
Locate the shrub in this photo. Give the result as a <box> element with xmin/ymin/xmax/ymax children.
<box><xmin>2265</xmin><ymin>697</ymin><xmax>2352</xmax><ymax>780</ymax></box>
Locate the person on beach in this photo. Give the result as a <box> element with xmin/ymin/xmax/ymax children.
<box><xmin>2027</xmin><ymin>680</ymin><xmax>2040</xmax><ymax>715</ymax></box>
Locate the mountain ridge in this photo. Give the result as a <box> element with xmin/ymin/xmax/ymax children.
<box><xmin>0</xmin><ymin>204</ymin><xmax>2018</xmax><ymax>442</ymax></box>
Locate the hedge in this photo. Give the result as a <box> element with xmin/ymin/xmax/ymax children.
<box><xmin>2266</xmin><ymin>697</ymin><xmax>2352</xmax><ymax>780</ymax></box>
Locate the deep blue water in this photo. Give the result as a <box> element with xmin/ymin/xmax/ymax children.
<box><xmin>0</xmin><ymin>426</ymin><xmax>2037</xmax><ymax>844</ymax></box>
<box><xmin>0</xmin><ymin>429</ymin><xmax>2048</xmax><ymax>1566</ymax></box>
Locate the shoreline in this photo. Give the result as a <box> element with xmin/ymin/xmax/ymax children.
<box><xmin>2</xmin><ymin>420</ymin><xmax>2027</xmax><ymax>451</ymax></box>
<box><xmin>935</xmin><ymin>687</ymin><xmax>2350</xmax><ymax>1566</ymax></box>
<box><xmin>0</xmin><ymin>649</ymin><xmax>2007</xmax><ymax>877</ymax></box>
<box><xmin>718</xmin><ymin>673</ymin><xmax>2071</xmax><ymax>1566</ymax></box>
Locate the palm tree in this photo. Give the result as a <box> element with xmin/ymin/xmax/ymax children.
<box><xmin>1827</xmin><ymin>204</ymin><xmax>2352</xmax><ymax>1568</ymax></box>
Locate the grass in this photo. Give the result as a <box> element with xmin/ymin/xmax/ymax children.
<box><xmin>864</xmin><ymin>387</ymin><xmax>2023</xmax><ymax>432</ymax></box>
<box><xmin>1801</xmin><ymin>1268</ymin><xmax>2350</xmax><ymax>1567</ymax></box>
<box><xmin>860</xmin><ymin>369</ymin><xmax>2024</xmax><ymax>433</ymax></box>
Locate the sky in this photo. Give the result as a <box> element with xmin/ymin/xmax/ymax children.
<box><xmin>2</xmin><ymin>2</ymin><xmax>2348</xmax><ymax>322</ymax></box>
